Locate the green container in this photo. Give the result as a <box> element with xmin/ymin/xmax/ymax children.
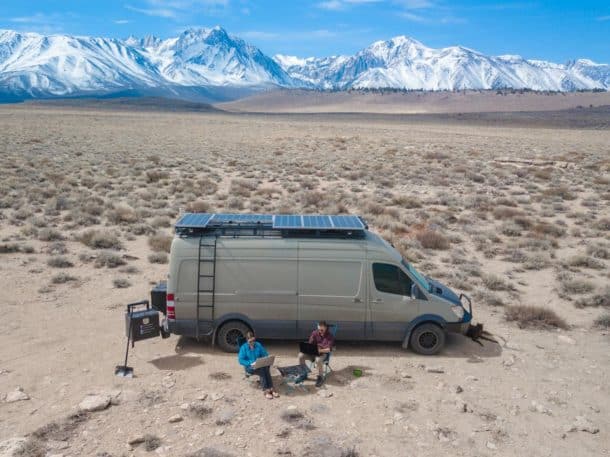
<box><xmin>352</xmin><ymin>368</ymin><xmax>363</xmax><ymax>377</ymax></box>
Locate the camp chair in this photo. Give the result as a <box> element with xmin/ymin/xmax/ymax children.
<box><xmin>307</xmin><ymin>324</ymin><xmax>338</xmax><ymax>381</ymax></box>
<box><xmin>236</xmin><ymin>336</ymin><xmax>253</xmax><ymax>380</ymax></box>
<box><xmin>276</xmin><ymin>364</ymin><xmax>310</xmax><ymax>393</ymax></box>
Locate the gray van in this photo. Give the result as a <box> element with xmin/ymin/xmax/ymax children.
<box><xmin>152</xmin><ymin>213</ymin><xmax>473</xmax><ymax>355</ymax></box>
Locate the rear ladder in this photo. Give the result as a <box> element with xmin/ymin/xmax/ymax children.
<box><xmin>196</xmin><ymin>235</ymin><xmax>217</xmax><ymax>340</ymax></box>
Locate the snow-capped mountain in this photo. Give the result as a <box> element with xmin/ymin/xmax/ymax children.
<box><xmin>0</xmin><ymin>27</ymin><xmax>293</xmax><ymax>101</ymax></box>
<box><xmin>0</xmin><ymin>27</ymin><xmax>608</xmax><ymax>101</ymax></box>
<box><xmin>274</xmin><ymin>36</ymin><xmax>610</xmax><ymax>92</ymax></box>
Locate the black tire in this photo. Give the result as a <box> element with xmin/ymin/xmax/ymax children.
<box><xmin>217</xmin><ymin>321</ymin><xmax>251</xmax><ymax>353</ymax></box>
<box><xmin>409</xmin><ymin>323</ymin><xmax>445</xmax><ymax>355</ymax></box>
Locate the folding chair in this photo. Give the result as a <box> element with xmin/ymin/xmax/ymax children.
<box><xmin>307</xmin><ymin>324</ymin><xmax>338</xmax><ymax>381</ymax></box>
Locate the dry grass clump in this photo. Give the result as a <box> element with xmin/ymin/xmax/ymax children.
<box><xmin>145</xmin><ymin>170</ymin><xmax>169</xmax><ymax>183</ymax></box>
<box><xmin>587</xmin><ymin>243</ymin><xmax>608</xmax><ymax>259</ymax></box>
<box><xmin>107</xmin><ymin>203</ymin><xmax>139</xmax><ymax>224</ymax></box>
<box><xmin>148</xmin><ymin>252</ymin><xmax>168</xmax><ymax>264</ymax></box>
<box><xmin>594</xmin><ymin>217</ymin><xmax>610</xmax><ymax>231</ymax></box>
<box><xmin>504</xmin><ymin>305</ymin><xmax>567</xmax><ymax>330</ymax></box>
<box><xmin>13</xmin><ymin>438</ymin><xmax>46</xmax><ymax>457</ymax></box>
<box><xmin>0</xmin><ymin>243</ymin><xmax>35</xmax><ymax>254</ymax></box>
<box><xmin>559</xmin><ymin>276</ymin><xmax>595</xmax><ymax>295</ymax></box>
<box><xmin>482</xmin><ymin>274</ymin><xmax>514</xmax><ymax>291</ymax></box>
<box><xmin>113</xmin><ymin>278</ymin><xmax>131</xmax><ymax>289</ymax></box>
<box><xmin>565</xmin><ymin>255</ymin><xmax>604</xmax><ymax>270</ymax></box>
<box><xmin>47</xmin><ymin>256</ymin><xmax>74</xmax><ymax>268</ymax></box>
<box><xmin>392</xmin><ymin>195</ymin><xmax>421</xmax><ymax>208</ymax></box>
<box><xmin>51</xmin><ymin>273</ymin><xmax>78</xmax><ymax>284</ymax></box>
<box><xmin>188</xmin><ymin>402</ymin><xmax>213</xmax><ymax>419</ymax></box>
<box><xmin>186</xmin><ymin>200</ymin><xmax>211</xmax><ymax>213</ymax></box>
<box><xmin>416</xmin><ymin>228</ymin><xmax>450</xmax><ymax>250</ymax></box>
<box><xmin>593</xmin><ymin>313</ymin><xmax>610</xmax><ymax>329</ymax></box>
<box><xmin>532</xmin><ymin>221</ymin><xmax>566</xmax><ymax>237</ymax></box>
<box><xmin>148</xmin><ymin>233</ymin><xmax>172</xmax><ymax>253</ymax></box>
<box><xmin>541</xmin><ymin>185</ymin><xmax>576</xmax><ymax>201</ymax></box>
<box><xmin>38</xmin><ymin>227</ymin><xmax>64</xmax><ymax>241</ymax></box>
<box><xmin>79</xmin><ymin>229</ymin><xmax>122</xmax><ymax>250</ymax></box>
<box><xmin>575</xmin><ymin>287</ymin><xmax>610</xmax><ymax>308</ymax></box>
<box><xmin>151</xmin><ymin>215</ymin><xmax>172</xmax><ymax>228</ymax></box>
<box><xmin>143</xmin><ymin>434</ymin><xmax>162</xmax><ymax>451</ymax></box>
<box><xmin>94</xmin><ymin>251</ymin><xmax>126</xmax><ymax>268</ymax></box>
<box><xmin>230</xmin><ymin>178</ymin><xmax>257</xmax><ymax>197</ymax></box>
<box><xmin>475</xmin><ymin>290</ymin><xmax>505</xmax><ymax>307</ymax></box>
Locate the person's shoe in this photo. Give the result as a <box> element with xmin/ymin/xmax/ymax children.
<box><xmin>315</xmin><ymin>375</ymin><xmax>324</xmax><ymax>387</ymax></box>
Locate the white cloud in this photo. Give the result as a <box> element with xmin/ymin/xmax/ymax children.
<box><xmin>597</xmin><ymin>15</ymin><xmax>610</xmax><ymax>21</ymax></box>
<box><xmin>316</xmin><ymin>0</ymin><xmax>380</xmax><ymax>11</ymax></box>
<box><xmin>399</xmin><ymin>11</ymin><xmax>426</xmax><ymax>22</ymax></box>
<box><xmin>114</xmin><ymin>19</ymin><xmax>131</xmax><ymax>24</ymax></box>
<box><xmin>240</xmin><ymin>30</ymin><xmax>280</xmax><ymax>40</ymax></box>
<box><xmin>125</xmin><ymin>0</ymin><xmax>230</xmax><ymax>20</ymax></box>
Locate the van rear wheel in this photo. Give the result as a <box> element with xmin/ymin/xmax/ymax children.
<box><xmin>409</xmin><ymin>323</ymin><xmax>445</xmax><ymax>355</ymax></box>
<box><xmin>217</xmin><ymin>321</ymin><xmax>251</xmax><ymax>353</ymax></box>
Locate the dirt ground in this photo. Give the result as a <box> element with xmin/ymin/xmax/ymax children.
<box><xmin>0</xmin><ymin>104</ymin><xmax>608</xmax><ymax>457</ymax></box>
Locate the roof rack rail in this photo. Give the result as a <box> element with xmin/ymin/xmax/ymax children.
<box><xmin>175</xmin><ymin>213</ymin><xmax>368</xmax><ymax>239</ymax></box>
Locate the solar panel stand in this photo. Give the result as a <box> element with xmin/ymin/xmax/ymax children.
<box><xmin>195</xmin><ymin>234</ymin><xmax>217</xmax><ymax>340</ymax></box>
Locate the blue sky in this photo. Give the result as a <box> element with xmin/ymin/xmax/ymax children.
<box><xmin>2</xmin><ymin>1</ymin><xmax>609</xmax><ymax>62</ymax></box>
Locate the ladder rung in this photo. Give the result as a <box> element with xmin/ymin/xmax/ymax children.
<box><xmin>197</xmin><ymin>305</ymin><xmax>214</xmax><ymax>308</ymax></box>
<box><xmin>199</xmin><ymin>259</ymin><xmax>215</xmax><ymax>263</ymax></box>
<box><xmin>199</xmin><ymin>274</ymin><xmax>214</xmax><ymax>278</ymax></box>
<box><xmin>199</xmin><ymin>289</ymin><xmax>214</xmax><ymax>293</ymax></box>
<box><xmin>199</xmin><ymin>244</ymin><xmax>216</xmax><ymax>247</ymax></box>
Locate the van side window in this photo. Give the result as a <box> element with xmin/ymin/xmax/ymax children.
<box><xmin>372</xmin><ymin>263</ymin><xmax>413</xmax><ymax>296</ymax></box>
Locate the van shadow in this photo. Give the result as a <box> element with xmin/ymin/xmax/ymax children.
<box><xmin>148</xmin><ymin>354</ymin><xmax>204</xmax><ymax>371</ymax></box>
<box><xmin>173</xmin><ymin>333</ymin><xmax>502</xmax><ymax>360</ymax></box>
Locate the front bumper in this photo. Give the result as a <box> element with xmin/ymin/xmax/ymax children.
<box><xmin>446</xmin><ymin>293</ymin><xmax>473</xmax><ymax>334</ymax></box>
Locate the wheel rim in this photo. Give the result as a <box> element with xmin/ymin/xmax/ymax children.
<box><xmin>419</xmin><ymin>331</ymin><xmax>438</xmax><ymax>349</ymax></box>
<box><xmin>225</xmin><ymin>329</ymin><xmax>243</xmax><ymax>347</ymax></box>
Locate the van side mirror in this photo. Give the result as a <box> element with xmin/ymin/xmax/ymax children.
<box><xmin>411</xmin><ymin>283</ymin><xmax>418</xmax><ymax>299</ymax></box>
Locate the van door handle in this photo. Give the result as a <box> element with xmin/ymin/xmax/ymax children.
<box><xmin>353</xmin><ymin>298</ymin><xmax>361</xmax><ymax>303</ymax></box>
<box><xmin>372</xmin><ymin>298</ymin><xmax>383</xmax><ymax>303</ymax></box>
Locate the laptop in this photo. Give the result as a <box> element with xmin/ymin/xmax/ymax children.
<box><xmin>251</xmin><ymin>355</ymin><xmax>275</xmax><ymax>370</ymax></box>
<box><xmin>299</xmin><ymin>342</ymin><xmax>319</xmax><ymax>356</ymax></box>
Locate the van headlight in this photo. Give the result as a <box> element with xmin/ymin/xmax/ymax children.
<box><xmin>450</xmin><ymin>305</ymin><xmax>465</xmax><ymax>320</ymax></box>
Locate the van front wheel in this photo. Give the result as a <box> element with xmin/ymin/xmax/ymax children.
<box><xmin>409</xmin><ymin>323</ymin><xmax>445</xmax><ymax>355</ymax></box>
<box><xmin>217</xmin><ymin>321</ymin><xmax>251</xmax><ymax>353</ymax></box>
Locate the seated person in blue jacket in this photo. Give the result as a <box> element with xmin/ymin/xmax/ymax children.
<box><xmin>238</xmin><ymin>331</ymin><xmax>279</xmax><ymax>399</ymax></box>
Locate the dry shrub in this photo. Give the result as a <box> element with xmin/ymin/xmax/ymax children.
<box><xmin>505</xmin><ymin>305</ymin><xmax>567</xmax><ymax>330</ymax></box>
<box><xmin>14</xmin><ymin>438</ymin><xmax>45</xmax><ymax>457</ymax></box>
<box><xmin>482</xmin><ymin>274</ymin><xmax>514</xmax><ymax>291</ymax></box>
<box><xmin>148</xmin><ymin>233</ymin><xmax>172</xmax><ymax>253</ymax></box>
<box><xmin>542</xmin><ymin>185</ymin><xmax>576</xmax><ymax>201</ymax></box>
<box><xmin>303</xmin><ymin>191</ymin><xmax>326</xmax><ymax>208</ymax></box>
<box><xmin>560</xmin><ymin>277</ymin><xmax>595</xmax><ymax>295</ymax></box>
<box><xmin>47</xmin><ymin>256</ymin><xmax>74</xmax><ymax>268</ymax></box>
<box><xmin>532</xmin><ymin>222</ymin><xmax>566</xmax><ymax>237</ymax></box>
<box><xmin>149</xmin><ymin>252</ymin><xmax>168</xmax><ymax>264</ymax></box>
<box><xmin>1</xmin><ymin>243</ymin><xmax>34</xmax><ymax>254</ymax></box>
<box><xmin>475</xmin><ymin>290</ymin><xmax>505</xmax><ymax>307</ymax></box>
<box><xmin>392</xmin><ymin>195</ymin><xmax>421</xmax><ymax>208</ymax></box>
<box><xmin>230</xmin><ymin>179</ymin><xmax>257</xmax><ymax>197</ymax></box>
<box><xmin>594</xmin><ymin>217</ymin><xmax>610</xmax><ymax>231</ymax></box>
<box><xmin>94</xmin><ymin>251</ymin><xmax>126</xmax><ymax>268</ymax></box>
<box><xmin>144</xmin><ymin>434</ymin><xmax>161</xmax><ymax>451</ymax></box>
<box><xmin>52</xmin><ymin>273</ymin><xmax>78</xmax><ymax>284</ymax></box>
<box><xmin>416</xmin><ymin>228</ymin><xmax>450</xmax><ymax>250</ymax></box>
<box><xmin>575</xmin><ymin>288</ymin><xmax>610</xmax><ymax>308</ymax></box>
<box><xmin>38</xmin><ymin>227</ymin><xmax>64</xmax><ymax>241</ymax></box>
<box><xmin>107</xmin><ymin>203</ymin><xmax>139</xmax><ymax>224</ymax></box>
<box><xmin>566</xmin><ymin>255</ymin><xmax>604</xmax><ymax>270</ymax></box>
<box><xmin>594</xmin><ymin>313</ymin><xmax>610</xmax><ymax>329</ymax></box>
<box><xmin>113</xmin><ymin>278</ymin><xmax>131</xmax><ymax>288</ymax></box>
<box><xmin>146</xmin><ymin>170</ymin><xmax>169</xmax><ymax>183</ymax></box>
<box><xmin>151</xmin><ymin>215</ymin><xmax>172</xmax><ymax>228</ymax></box>
<box><xmin>493</xmin><ymin>206</ymin><xmax>522</xmax><ymax>219</ymax></box>
<box><xmin>187</xmin><ymin>200</ymin><xmax>211</xmax><ymax>213</ymax></box>
<box><xmin>188</xmin><ymin>402</ymin><xmax>213</xmax><ymax>419</ymax></box>
<box><xmin>79</xmin><ymin>229</ymin><xmax>122</xmax><ymax>250</ymax></box>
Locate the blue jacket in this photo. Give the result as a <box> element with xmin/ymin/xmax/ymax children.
<box><xmin>238</xmin><ymin>341</ymin><xmax>269</xmax><ymax>367</ymax></box>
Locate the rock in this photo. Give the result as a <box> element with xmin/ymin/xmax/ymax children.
<box><xmin>79</xmin><ymin>394</ymin><xmax>111</xmax><ymax>412</ymax></box>
<box><xmin>455</xmin><ymin>385</ymin><xmax>463</xmax><ymax>394</ymax></box>
<box><xmin>509</xmin><ymin>405</ymin><xmax>520</xmax><ymax>416</ymax></box>
<box><xmin>529</xmin><ymin>401</ymin><xmax>551</xmax><ymax>415</ymax></box>
<box><xmin>0</xmin><ymin>438</ymin><xmax>27</xmax><ymax>456</ymax></box>
<box><xmin>400</xmin><ymin>372</ymin><xmax>411</xmax><ymax>378</ymax></box>
<box><xmin>196</xmin><ymin>393</ymin><xmax>208</xmax><ymax>401</ymax></box>
<box><xmin>180</xmin><ymin>402</ymin><xmax>190</xmax><ymax>410</ymax></box>
<box><xmin>426</xmin><ymin>366</ymin><xmax>445</xmax><ymax>374</ymax></box>
<box><xmin>5</xmin><ymin>387</ymin><xmax>29</xmax><ymax>403</ymax></box>
<box><xmin>557</xmin><ymin>335</ymin><xmax>575</xmax><ymax>345</ymax></box>
<box><xmin>486</xmin><ymin>441</ymin><xmax>497</xmax><ymax>450</ymax></box>
<box><xmin>502</xmin><ymin>355</ymin><xmax>516</xmax><ymax>367</ymax></box>
<box><xmin>168</xmin><ymin>415</ymin><xmax>183</xmax><ymax>423</ymax></box>
<box><xmin>317</xmin><ymin>390</ymin><xmax>333</xmax><ymax>398</ymax></box>
<box><xmin>210</xmin><ymin>393</ymin><xmax>224</xmax><ymax>401</ymax></box>
<box><xmin>215</xmin><ymin>429</ymin><xmax>224</xmax><ymax>436</ymax></box>
<box><xmin>456</xmin><ymin>402</ymin><xmax>468</xmax><ymax>413</ymax></box>
<box><xmin>128</xmin><ymin>435</ymin><xmax>146</xmax><ymax>445</ymax></box>
<box><xmin>465</xmin><ymin>375</ymin><xmax>478</xmax><ymax>382</ymax></box>
<box><xmin>567</xmin><ymin>416</ymin><xmax>599</xmax><ymax>434</ymax></box>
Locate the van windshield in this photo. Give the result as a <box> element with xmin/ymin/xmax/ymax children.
<box><xmin>401</xmin><ymin>259</ymin><xmax>430</xmax><ymax>292</ymax></box>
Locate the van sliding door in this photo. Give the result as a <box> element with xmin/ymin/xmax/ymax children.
<box><xmin>297</xmin><ymin>242</ymin><xmax>366</xmax><ymax>340</ymax></box>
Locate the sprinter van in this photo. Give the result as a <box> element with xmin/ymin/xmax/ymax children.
<box><xmin>151</xmin><ymin>213</ymin><xmax>473</xmax><ymax>355</ymax></box>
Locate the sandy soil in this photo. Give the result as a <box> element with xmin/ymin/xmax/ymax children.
<box><xmin>0</xmin><ymin>106</ymin><xmax>608</xmax><ymax>457</ymax></box>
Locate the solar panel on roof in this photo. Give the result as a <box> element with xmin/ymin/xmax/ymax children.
<box><xmin>273</xmin><ymin>215</ymin><xmax>303</xmax><ymax>229</ymax></box>
<box><xmin>212</xmin><ymin>214</ymin><xmax>272</xmax><ymax>224</ymax></box>
<box><xmin>329</xmin><ymin>215</ymin><xmax>365</xmax><ymax>230</ymax></box>
<box><xmin>176</xmin><ymin>213</ymin><xmax>213</xmax><ymax>228</ymax></box>
<box><xmin>303</xmin><ymin>215</ymin><xmax>333</xmax><ymax>229</ymax></box>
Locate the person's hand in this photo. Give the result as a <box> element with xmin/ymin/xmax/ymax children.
<box><xmin>318</xmin><ymin>347</ymin><xmax>330</xmax><ymax>354</ymax></box>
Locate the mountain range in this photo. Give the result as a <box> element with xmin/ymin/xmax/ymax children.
<box><xmin>0</xmin><ymin>26</ymin><xmax>608</xmax><ymax>102</ymax></box>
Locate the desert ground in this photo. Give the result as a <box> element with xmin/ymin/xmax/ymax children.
<box><xmin>0</xmin><ymin>100</ymin><xmax>608</xmax><ymax>457</ymax></box>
